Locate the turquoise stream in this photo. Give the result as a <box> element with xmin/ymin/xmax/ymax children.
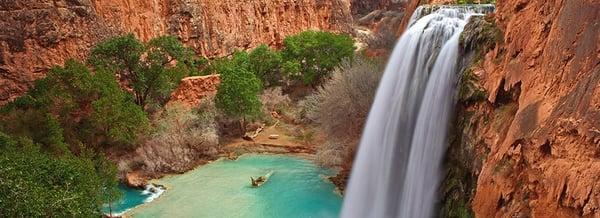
<box><xmin>122</xmin><ymin>154</ymin><xmax>342</xmax><ymax>217</ymax></box>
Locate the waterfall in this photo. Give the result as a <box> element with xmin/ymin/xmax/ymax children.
<box><xmin>341</xmin><ymin>5</ymin><xmax>494</xmax><ymax>218</ymax></box>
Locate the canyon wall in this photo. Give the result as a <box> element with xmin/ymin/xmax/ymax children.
<box><xmin>0</xmin><ymin>0</ymin><xmax>119</xmax><ymax>105</ymax></box>
<box><xmin>351</xmin><ymin>0</ymin><xmax>404</xmax><ymax>15</ymax></box>
<box><xmin>0</xmin><ymin>0</ymin><xmax>352</xmax><ymax>104</ymax></box>
<box><xmin>445</xmin><ymin>0</ymin><xmax>600</xmax><ymax>217</ymax></box>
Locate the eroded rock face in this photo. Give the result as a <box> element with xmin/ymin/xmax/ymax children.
<box><xmin>0</xmin><ymin>0</ymin><xmax>119</xmax><ymax>104</ymax></box>
<box><xmin>467</xmin><ymin>0</ymin><xmax>600</xmax><ymax>217</ymax></box>
<box><xmin>168</xmin><ymin>75</ymin><xmax>220</xmax><ymax>107</ymax></box>
<box><xmin>351</xmin><ymin>0</ymin><xmax>404</xmax><ymax>15</ymax></box>
<box><xmin>0</xmin><ymin>0</ymin><xmax>352</xmax><ymax>105</ymax></box>
<box><xmin>93</xmin><ymin>0</ymin><xmax>353</xmax><ymax>57</ymax></box>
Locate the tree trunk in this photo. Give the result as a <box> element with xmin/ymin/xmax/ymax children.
<box><xmin>108</xmin><ymin>200</ymin><xmax>113</xmax><ymax>217</ymax></box>
<box><xmin>240</xmin><ymin>118</ymin><xmax>246</xmax><ymax>136</ymax></box>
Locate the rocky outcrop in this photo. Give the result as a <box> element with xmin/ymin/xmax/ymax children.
<box><xmin>0</xmin><ymin>0</ymin><xmax>119</xmax><ymax>104</ymax></box>
<box><xmin>454</xmin><ymin>0</ymin><xmax>600</xmax><ymax>217</ymax></box>
<box><xmin>168</xmin><ymin>75</ymin><xmax>220</xmax><ymax>107</ymax></box>
<box><xmin>350</xmin><ymin>0</ymin><xmax>404</xmax><ymax>16</ymax></box>
<box><xmin>0</xmin><ymin>0</ymin><xmax>353</xmax><ymax>105</ymax></box>
<box><xmin>124</xmin><ymin>171</ymin><xmax>148</xmax><ymax>189</ymax></box>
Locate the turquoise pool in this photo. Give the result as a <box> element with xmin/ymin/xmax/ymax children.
<box><xmin>126</xmin><ymin>154</ymin><xmax>342</xmax><ymax>217</ymax></box>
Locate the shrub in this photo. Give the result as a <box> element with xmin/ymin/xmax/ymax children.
<box><xmin>296</xmin><ymin>93</ymin><xmax>320</xmax><ymax>123</ymax></box>
<box><xmin>305</xmin><ymin>56</ymin><xmax>383</xmax><ymax>143</ymax></box>
<box><xmin>260</xmin><ymin>87</ymin><xmax>291</xmax><ymax>115</ymax></box>
<box><xmin>315</xmin><ymin>141</ymin><xmax>345</xmax><ymax>167</ymax></box>
<box><xmin>304</xmin><ymin>56</ymin><xmax>384</xmax><ymax>167</ymax></box>
<box><xmin>459</xmin><ymin>15</ymin><xmax>503</xmax><ymax>57</ymax></box>
<box><xmin>282</xmin><ymin>30</ymin><xmax>355</xmax><ymax>85</ymax></box>
<box><xmin>136</xmin><ymin>103</ymin><xmax>219</xmax><ymax>173</ymax></box>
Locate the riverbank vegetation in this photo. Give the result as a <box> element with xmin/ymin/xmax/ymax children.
<box><xmin>0</xmin><ymin>30</ymin><xmax>363</xmax><ymax>214</ymax></box>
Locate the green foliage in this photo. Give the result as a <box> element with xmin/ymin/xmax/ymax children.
<box><xmin>248</xmin><ymin>44</ymin><xmax>283</xmax><ymax>87</ymax></box>
<box><xmin>88</xmin><ymin>151</ymin><xmax>122</xmax><ymax>213</ymax></box>
<box><xmin>89</xmin><ymin>34</ymin><xmax>197</xmax><ymax>108</ymax></box>
<box><xmin>89</xmin><ymin>71</ymin><xmax>149</xmax><ymax>147</ymax></box>
<box><xmin>41</xmin><ymin>114</ymin><xmax>69</xmax><ymax>156</ymax></box>
<box><xmin>282</xmin><ymin>31</ymin><xmax>355</xmax><ymax>85</ymax></box>
<box><xmin>441</xmin><ymin>110</ymin><xmax>479</xmax><ymax>218</ymax></box>
<box><xmin>90</xmin><ymin>93</ymin><xmax>148</xmax><ymax>147</ymax></box>
<box><xmin>459</xmin><ymin>15</ymin><xmax>503</xmax><ymax>58</ymax></box>
<box><xmin>215</xmin><ymin>62</ymin><xmax>262</xmax><ymax>129</ymax></box>
<box><xmin>458</xmin><ymin>68</ymin><xmax>488</xmax><ymax>105</ymax></box>
<box><xmin>0</xmin><ymin>60</ymin><xmax>148</xmax><ymax>150</ymax></box>
<box><xmin>0</xmin><ymin>135</ymin><xmax>120</xmax><ymax>217</ymax></box>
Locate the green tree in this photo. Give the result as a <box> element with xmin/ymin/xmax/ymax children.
<box><xmin>282</xmin><ymin>31</ymin><xmax>355</xmax><ymax>85</ymax></box>
<box><xmin>89</xmin><ymin>71</ymin><xmax>149</xmax><ymax>147</ymax></box>
<box><xmin>89</xmin><ymin>34</ymin><xmax>196</xmax><ymax>108</ymax></box>
<box><xmin>215</xmin><ymin>64</ymin><xmax>262</xmax><ymax>134</ymax></box>
<box><xmin>0</xmin><ymin>134</ymin><xmax>120</xmax><ymax>217</ymax></box>
<box><xmin>248</xmin><ymin>44</ymin><xmax>282</xmax><ymax>87</ymax></box>
<box><xmin>0</xmin><ymin>60</ymin><xmax>148</xmax><ymax>149</ymax></box>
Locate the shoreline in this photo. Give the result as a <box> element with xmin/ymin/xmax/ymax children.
<box><xmin>124</xmin><ymin>152</ymin><xmax>341</xmax><ymax>217</ymax></box>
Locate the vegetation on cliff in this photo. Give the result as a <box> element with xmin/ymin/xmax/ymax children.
<box><xmin>282</xmin><ymin>31</ymin><xmax>355</xmax><ymax>85</ymax></box>
<box><xmin>0</xmin><ymin>60</ymin><xmax>148</xmax><ymax>150</ymax></box>
<box><xmin>0</xmin><ymin>34</ymin><xmax>201</xmax><ymax>215</ymax></box>
<box><xmin>89</xmin><ymin>34</ymin><xmax>199</xmax><ymax>110</ymax></box>
<box><xmin>441</xmin><ymin>14</ymin><xmax>502</xmax><ymax>218</ymax></box>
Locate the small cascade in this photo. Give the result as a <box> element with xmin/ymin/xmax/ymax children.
<box><xmin>341</xmin><ymin>5</ymin><xmax>494</xmax><ymax>218</ymax></box>
<box><xmin>141</xmin><ymin>183</ymin><xmax>166</xmax><ymax>203</ymax></box>
<box><xmin>103</xmin><ymin>183</ymin><xmax>166</xmax><ymax>217</ymax></box>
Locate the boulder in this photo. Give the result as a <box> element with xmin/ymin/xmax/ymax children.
<box><xmin>124</xmin><ymin>171</ymin><xmax>147</xmax><ymax>189</ymax></box>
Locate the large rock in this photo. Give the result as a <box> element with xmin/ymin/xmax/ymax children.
<box><xmin>124</xmin><ymin>171</ymin><xmax>147</xmax><ymax>189</ymax></box>
<box><xmin>0</xmin><ymin>0</ymin><xmax>353</xmax><ymax>105</ymax></box>
<box><xmin>168</xmin><ymin>75</ymin><xmax>220</xmax><ymax>107</ymax></box>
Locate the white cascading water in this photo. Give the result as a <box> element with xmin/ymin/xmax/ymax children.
<box><xmin>341</xmin><ymin>5</ymin><xmax>494</xmax><ymax>218</ymax></box>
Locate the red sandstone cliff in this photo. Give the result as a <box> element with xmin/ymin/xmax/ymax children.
<box><xmin>168</xmin><ymin>74</ymin><xmax>220</xmax><ymax>107</ymax></box>
<box><xmin>0</xmin><ymin>0</ymin><xmax>352</xmax><ymax>104</ymax></box>
<box><xmin>470</xmin><ymin>0</ymin><xmax>600</xmax><ymax>217</ymax></box>
<box><xmin>0</xmin><ymin>0</ymin><xmax>119</xmax><ymax>104</ymax></box>
<box><xmin>396</xmin><ymin>0</ymin><xmax>599</xmax><ymax>216</ymax></box>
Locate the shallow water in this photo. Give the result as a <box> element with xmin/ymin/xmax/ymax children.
<box><xmin>131</xmin><ymin>154</ymin><xmax>342</xmax><ymax>218</ymax></box>
<box><xmin>102</xmin><ymin>183</ymin><xmax>165</xmax><ymax>216</ymax></box>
